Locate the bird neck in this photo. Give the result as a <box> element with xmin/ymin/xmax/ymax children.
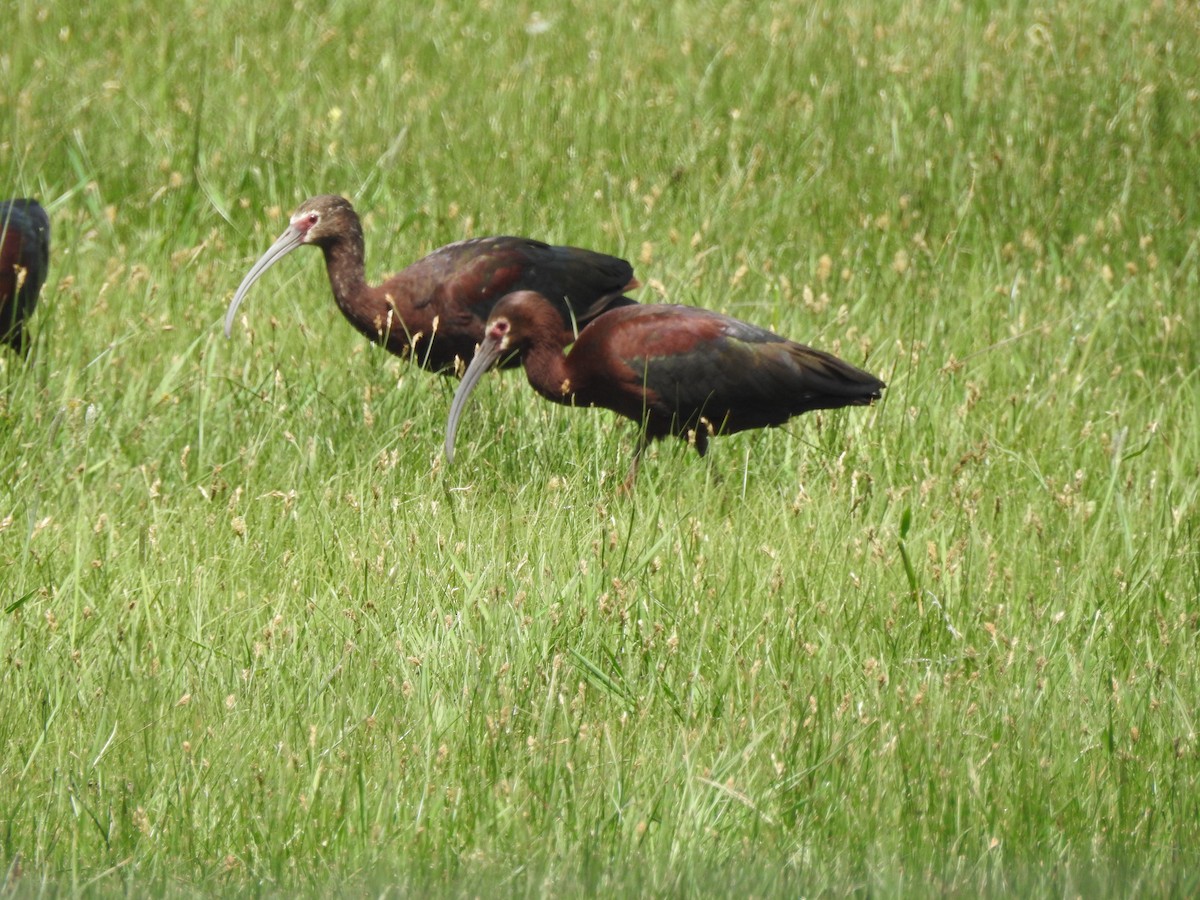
<box><xmin>320</xmin><ymin>229</ymin><xmax>369</xmax><ymax>320</ymax></box>
<box><xmin>522</xmin><ymin>337</ymin><xmax>577</xmax><ymax>406</ymax></box>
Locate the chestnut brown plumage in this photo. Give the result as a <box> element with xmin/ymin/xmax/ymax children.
<box><xmin>445</xmin><ymin>291</ymin><xmax>885</xmax><ymax>481</ymax></box>
<box><xmin>223</xmin><ymin>195</ymin><xmax>638</xmax><ymax>373</ymax></box>
<box><xmin>0</xmin><ymin>199</ymin><xmax>50</xmax><ymax>356</ymax></box>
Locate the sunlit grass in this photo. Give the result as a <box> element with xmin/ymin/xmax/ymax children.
<box><xmin>2</xmin><ymin>0</ymin><xmax>1198</xmax><ymax>895</ymax></box>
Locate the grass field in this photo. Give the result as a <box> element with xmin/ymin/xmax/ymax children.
<box><xmin>2</xmin><ymin>0</ymin><xmax>1199</xmax><ymax>895</ymax></box>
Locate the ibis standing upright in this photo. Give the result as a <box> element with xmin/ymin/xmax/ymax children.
<box><xmin>445</xmin><ymin>291</ymin><xmax>886</xmax><ymax>482</ymax></box>
<box><xmin>223</xmin><ymin>195</ymin><xmax>639</xmax><ymax>373</ymax></box>
<box><xmin>0</xmin><ymin>199</ymin><xmax>50</xmax><ymax>356</ymax></box>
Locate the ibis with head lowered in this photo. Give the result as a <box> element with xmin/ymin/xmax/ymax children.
<box><xmin>445</xmin><ymin>291</ymin><xmax>886</xmax><ymax>482</ymax></box>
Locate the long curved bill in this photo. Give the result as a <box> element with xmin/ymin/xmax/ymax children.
<box><xmin>223</xmin><ymin>224</ymin><xmax>306</xmax><ymax>337</ymax></box>
<box><xmin>444</xmin><ymin>337</ymin><xmax>508</xmax><ymax>464</ymax></box>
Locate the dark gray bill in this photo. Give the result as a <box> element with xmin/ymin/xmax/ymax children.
<box><xmin>223</xmin><ymin>224</ymin><xmax>306</xmax><ymax>337</ymax></box>
<box><xmin>444</xmin><ymin>338</ymin><xmax>508</xmax><ymax>464</ymax></box>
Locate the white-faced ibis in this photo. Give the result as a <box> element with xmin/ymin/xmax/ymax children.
<box><xmin>445</xmin><ymin>290</ymin><xmax>886</xmax><ymax>481</ymax></box>
<box><xmin>0</xmin><ymin>199</ymin><xmax>50</xmax><ymax>356</ymax></box>
<box><xmin>223</xmin><ymin>195</ymin><xmax>638</xmax><ymax>373</ymax></box>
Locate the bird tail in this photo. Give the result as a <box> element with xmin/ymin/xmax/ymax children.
<box><xmin>790</xmin><ymin>345</ymin><xmax>886</xmax><ymax>409</ymax></box>
<box><xmin>578</xmin><ymin>291</ymin><xmax>638</xmax><ymax>321</ymax></box>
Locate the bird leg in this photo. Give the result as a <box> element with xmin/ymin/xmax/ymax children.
<box><xmin>621</xmin><ymin>432</ymin><xmax>649</xmax><ymax>492</ymax></box>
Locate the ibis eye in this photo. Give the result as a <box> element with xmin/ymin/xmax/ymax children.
<box><xmin>308</xmin><ymin>213</ymin><xmax>319</xmax><ymax>224</ymax></box>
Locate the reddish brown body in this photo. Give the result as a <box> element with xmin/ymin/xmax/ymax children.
<box><xmin>224</xmin><ymin>195</ymin><xmax>638</xmax><ymax>373</ymax></box>
<box><xmin>0</xmin><ymin>199</ymin><xmax>50</xmax><ymax>356</ymax></box>
<box><xmin>446</xmin><ymin>291</ymin><xmax>886</xmax><ymax>477</ymax></box>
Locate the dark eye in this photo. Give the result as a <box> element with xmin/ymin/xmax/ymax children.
<box><xmin>308</xmin><ymin>212</ymin><xmax>319</xmax><ymax>224</ymax></box>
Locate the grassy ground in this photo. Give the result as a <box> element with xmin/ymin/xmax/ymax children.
<box><xmin>2</xmin><ymin>0</ymin><xmax>1198</xmax><ymax>895</ymax></box>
